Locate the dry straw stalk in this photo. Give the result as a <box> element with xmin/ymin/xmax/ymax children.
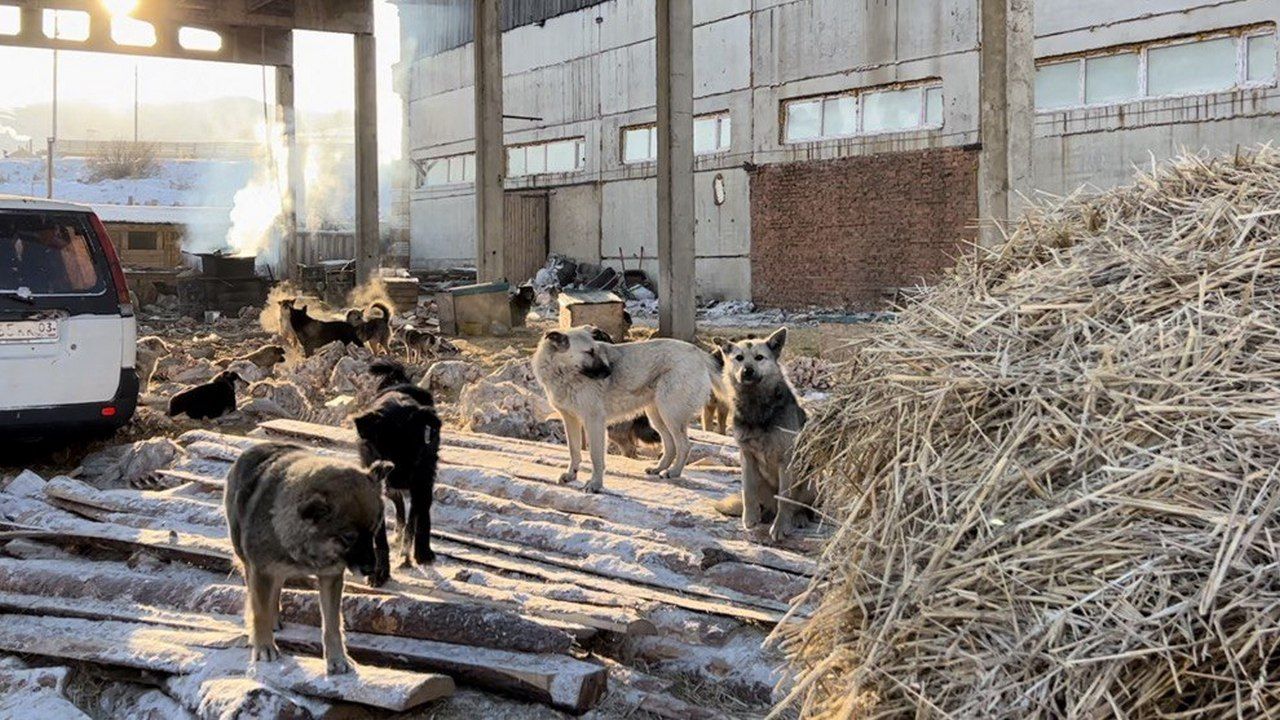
<box><xmin>775</xmin><ymin>146</ymin><xmax>1280</xmax><ymax>719</ymax></box>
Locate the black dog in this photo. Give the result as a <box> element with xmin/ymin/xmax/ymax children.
<box><xmin>353</xmin><ymin>359</ymin><xmax>442</xmax><ymax>574</ymax></box>
<box><xmin>167</xmin><ymin>370</ymin><xmax>242</xmax><ymax>420</ymax></box>
<box><xmin>281</xmin><ymin>298</ymin><xmax>363</xmax><ymax>357</ymax></box>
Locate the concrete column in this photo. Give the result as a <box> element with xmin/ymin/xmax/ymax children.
<box><xmin>978</xmin><ymin>0</ymin><xmax>1034</xmax><ymax>247</ymax></box>
<box><xmin>275</xmin><ymin>61</ymin><xmax>301</xmax><ymax>280</ymax></box>
<box><xmin>655</xmin><ymin>0</ymin><xmax>695</xmax><ymax>341</ymax></box>
<box><xmin>354</xmin><ymin>32</ymin><xmax>380</xmax><ymax>282</ymax></box>
<box><xmin>473</xmin><ymin>0</ymin><xmax>505</xmax><ymax>283</ymax></box>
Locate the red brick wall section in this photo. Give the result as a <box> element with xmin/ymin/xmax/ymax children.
<box><xmin>749</xmin><ymin>146</ymin><xmax>979</xmax><ymax>309</ymax></box>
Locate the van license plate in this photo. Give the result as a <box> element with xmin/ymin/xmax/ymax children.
<box><xmin>0</xmin><ymin>320</ymin><xmax>59</xmax><ymax>343</ymax></box>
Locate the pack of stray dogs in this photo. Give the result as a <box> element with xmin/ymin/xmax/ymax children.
<box><xmin>220</xmin><ymin>308</ymin><xmax>809</xmax><ymax>676</ymax></box>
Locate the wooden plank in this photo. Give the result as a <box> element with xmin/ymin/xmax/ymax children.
<box><xmin>0</xmin><ymin>499</ymin><xmax>234</xmax><ymax>573</ymax></box>
<box><xmin>0</xmin><ymin>586</ymin><xmax>598</xmax><ymax>713</ymax></box>
<box><xmin>44</xmin><ymin>476</ymin><xmax>225</xmax><ymax>528</ymax></box>
<box><xmin>242</xmin><ymin>650</ymin><xmax>455</xmax><ymax>712</ymax></box>
<box><xmin>0</xmin><ymin>666</ymin><xmax>91</xmax><ymax>720</ymax></box>
<box><xmin>432</xmin><ymin>537</ymin><xmax>786</xmax><ymax>625</ymax></box>
<box><xmin>275</xmin><ymin>626</ymin><xmax>607</xmax><ymax>714</ymax></box>
<box><xmin>0</xmin><ymin>557</ymin><xmax>576</xmax><ymax>655</ymax></box>
<box><xmin>429</xmin><ymin>501</ymin><xmax>796</xmax><ymax>616</ymax></box>
<box><xmin>0</xmin><ymin>613</ymin><xmax>453</xmax><ymax>714</ymax></box>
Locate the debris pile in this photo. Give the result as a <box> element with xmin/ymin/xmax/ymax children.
<box><xmin>779</xmin><ymin>148</ymin><xmax>1280</xmax><ymax>718</ymax></box>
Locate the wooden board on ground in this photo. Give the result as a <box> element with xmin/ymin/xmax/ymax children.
<box><xmin>0</xmin><ymin>613</ymin><xmax>453</xmax><ymax>713</ymax></box>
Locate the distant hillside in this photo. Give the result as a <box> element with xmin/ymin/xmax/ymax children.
<box><xmin>0</xmin><ymin>98</ymin><xmax>353</xmax><ymax>153</ymax></box>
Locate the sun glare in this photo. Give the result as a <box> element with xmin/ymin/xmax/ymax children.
<box><xmin>102</xmin><ymin>0</ymin><xmax>139</xmax><ymax>18</ymax></box>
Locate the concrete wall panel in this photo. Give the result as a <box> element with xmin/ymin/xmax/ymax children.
<box><xmin>549</xmin><ymin>184</ymin><xmax>603</xmax><ymax>260</ymax></box>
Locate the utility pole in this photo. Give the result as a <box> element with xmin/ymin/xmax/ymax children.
<box><xmin>133</xmin><ymin>63</ymin><xmax>139</xmax><ymax>143</ymax></box>
<box><xmin>47</xmin><ymin>41</ymin><xmax>58</xmax><ymax>199</ymax></box>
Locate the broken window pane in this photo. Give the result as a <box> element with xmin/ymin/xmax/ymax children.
<box><xmin>1036</xmin><ymin>61</ymin><xmax>1080</xmax><ymax>109</ymax></box>
<box><xmin>1248</xmin><ymin>34</ymin><xmax>1277</xmax><ymax>82</ymax></box>
<box><xmin>1148</xmin><ymin>38</ymin><xmax>1236</xmax><ymax>96</ymax></box>
<box><xmin>546</xmin><ymin>140</ymin><xmax>577</xmax><ymax>173</ymax></box>
<box><xmin>507</xmin><ymin>147</ymin><xmax>526</xmax><ymax>176</ymax></box>
<box><xmin>425</xmin><ymin>159</ymin><xmax>449</xmax><ymax>186</ymax></box>
<box><xmin>622</xmin><ymin>127</ymin><xmax>650</xmax><ymax>163</ymax></box>
<box><xmin>1084</xmin><ymin>52</ymin><xmax>1139</xmax><ymax>104</ymax></box>
<box><xmin>925</xmin><ymin>86</ymin><xmax>944</xmax><ymax>125</ymax></box>
<box><xmin>718</xmin><ymin>116</ymin><xmax>732</xmax><ymax>149</ymax></box>
<box><xmin>822</xmin><ymin>96</ymin><xmax>858</xmax><ymax>136</ymax></box>
<box><xmin>526</xmin><ymin>145</ymin><xmax>546</xmax><ymax>174</ymax></box>
<box><xmin>784</xmin><ymin>100</ymin><xmax>822</xmax><ymax>142</ymax></box>
<box><xmin>694</xmin><ymin>117</ymin><xmax>719</xmax><ymax>154</ymax></box>
<box><xmin>863</xmin><ymin>87</ymin><xmax>923</xmax><ymax>133</ymax></box>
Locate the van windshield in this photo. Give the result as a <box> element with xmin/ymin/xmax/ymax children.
<box><xmin>0</xmin><ymin>211</ymin><xmax>105</xmax><ymax>296</ymax></box>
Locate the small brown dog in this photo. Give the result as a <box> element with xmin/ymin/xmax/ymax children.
<box><xmin>224</xmin><ymin>443</ymin><xmax>391</xmax><ymax>674</ymax></box>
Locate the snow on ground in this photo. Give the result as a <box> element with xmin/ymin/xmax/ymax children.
<box><xmin>0</xmin><ymin>157</ymin><xmax>252</xmax><ymax>208</ymax></box>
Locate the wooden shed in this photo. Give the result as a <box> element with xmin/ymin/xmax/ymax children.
<box><xmin>92</xmin><ymin>205</ymin><xmax>232</xmax><ymax>270</ymax></box>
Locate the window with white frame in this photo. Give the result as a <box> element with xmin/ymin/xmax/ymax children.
<box><xmin>781</xmin><ymin>82</ymin><xmax>943</xmax><ymax>143</ymax></box>
<box><xmin>508</xmin><ymin>137</ymin><xmax>586</xmax><ymax>177</ymax></box>
<box><xmin>414</xmin><ymin>153</ymin><xmax>475</xmax><ymax>188</ymax></box>
<box><xmin>1035</xmin><ymin>25</ymin><xmax>1277</xmax><ymax>110</ymax></box>
<box><xmin>621</xmin><ymin>113</ymin><xmax>732</xmax><ymax>164</ymax></box>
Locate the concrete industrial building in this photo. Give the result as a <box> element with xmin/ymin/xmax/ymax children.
<box><xmin>393</xmin><ymin>0</ymin><xmax>1278</xmax><ymax>309</ymax></box>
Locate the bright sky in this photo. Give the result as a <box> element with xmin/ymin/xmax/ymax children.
<box><xmin>0</xmin><ymin>0</ymin><xmax>403</xmax><ymax>161</ymax></box>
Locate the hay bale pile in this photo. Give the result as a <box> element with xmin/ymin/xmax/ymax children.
<box><xmin>779</xmin><ymin>148</ymin><xmax>1280</xmax><ymax>718</ymax></box>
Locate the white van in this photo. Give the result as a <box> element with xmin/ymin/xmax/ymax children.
<box><xmin>0</xmin><ymin>196</ymin><xmax>138</xmax><ymax>438</ymax></box>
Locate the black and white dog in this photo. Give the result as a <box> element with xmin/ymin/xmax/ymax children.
<box><xmin>353</xmin><ymin>359</ymin><xmax>442</xmax><ymax>570</ymax></box>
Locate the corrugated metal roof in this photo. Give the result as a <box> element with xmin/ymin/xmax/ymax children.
<box><xmin>397</xmin><ymin>0</ymin><xmax>612</xmax><ymax>58</ymax></box>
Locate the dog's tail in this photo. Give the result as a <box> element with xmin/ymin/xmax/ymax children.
<box><xmin>369</xmin><ymin>357</ymin><xmax>413</xmax><ymax>388</ymax></box>
<box><xmin>366</xmin><ymin>301</ymin><xmax>392</xmax><ymax>320</ymax></box>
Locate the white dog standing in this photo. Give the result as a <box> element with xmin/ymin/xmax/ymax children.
<box><xmin>533</xmin><ymin>326</ymin><xmax>725</xmax><ymax>493</ymax></box>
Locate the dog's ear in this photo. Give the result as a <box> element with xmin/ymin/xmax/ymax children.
<box><xmin>709</xmin><ymin>344</ymin><xmax>725</xmax><ymax>369</ymax></box>
<box><xmin>765</xmin><ymin>327</ymin><xmax>788</xmax><ymax>357</ymax></box>
<box><xmin>299</xmin><ymin>493</ymin><xmax>332</xmax><ymax>523</ymax></box>
<box><xmin>543</xmin><ymin>331</ymin><xmax>569</xmax><ymax>351</ymax></box>
<box><xmin>588</xmin><ymin>326</ymin><xmax>614</xmax><ymax>344</ymax></box>
<box><xmin>353</xmin><ymin>410</ymin><xmax>374</xmax><ymax>437</ymax></box>
<box><xmin>711</xmin><ymin>336</ymin><xmax>732</xmax><ymax>353</ymax></box>
<box><xmin>367</xmin><ymin>460</ymin><xmax>395</xmax><ymax>485</ymax></box>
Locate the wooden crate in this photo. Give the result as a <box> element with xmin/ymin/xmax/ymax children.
<box><xmin>558</xmin><ymin>290</ymin><xmax>627</xmax><ymax>342</ymax></box>
<box><xmin>437</xmin><ymin>281</ymin><xmax>511</xmax><ymax>336</ymax></box>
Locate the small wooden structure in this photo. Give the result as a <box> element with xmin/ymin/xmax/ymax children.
<box><xmin>437</xmin><ymin>281</ymin><xmax>511</xmax><ymax>336</ymax></box>
<box><xmin>559</xmin><ymin>290</ymin><xmax>628</xmax><ymax>342</ymax></box>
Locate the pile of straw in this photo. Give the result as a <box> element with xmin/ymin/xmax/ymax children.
<box><xmin>777</xmin><ymin>147</ymin><xmax>1280</xmax><ymax>718</ymax></box>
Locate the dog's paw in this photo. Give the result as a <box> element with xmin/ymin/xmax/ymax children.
<box><xmin>558</xmin><ymin>471</ymin><xmax>577</xmax><ymax>484</ymax></box>
<box><xmin>325</xmin><ymin>654</ymin><xmax>354</xmax><ymax>675</ymax></box>
<box><xmin>583</xmin><ymin>478</ymin><xmax>603</xmax><ymax>494</ymax></box>
<box><xmin>658</xmin><ymin>469</ymin><xmax>681</xmax><ymax>479</ymax></box>
<box><xmin>644</xmin><ymin>466</ymin><xmax>662</xmax><ymax>476</ymax></box>
<box><xmin>366</xmin><ymin>568</ymin><xmax>390</xmax><ymax>588</ymax></box>
<box><xmin>251</xmin><ymin>642</ymin><xmax>281</xmax><ymax>663</ymax></box>
<box><xmin>414</xmin><ymin>547</ymin><xmax>437</xmax><ymax>565</ymax></box>
<box><xmin>768</xmin><ymin>520</ymin><xmax>787</xmax><ymax>542</ymax></box>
